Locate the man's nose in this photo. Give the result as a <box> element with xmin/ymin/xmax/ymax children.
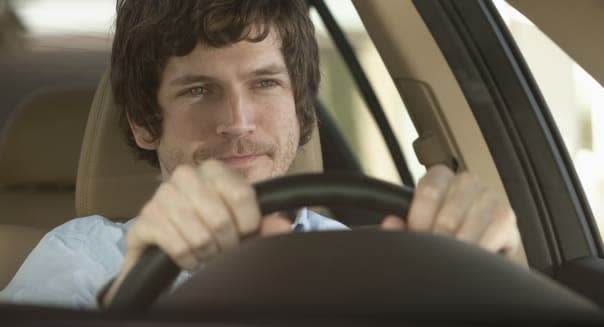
<box><xmin>216</xmin><ymin>91</ymin><xmax>256</xmax><ymax>138</ymax></box>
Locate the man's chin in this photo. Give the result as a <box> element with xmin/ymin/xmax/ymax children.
<box><xmin>236</xmin><ymin>167</ymin><xmax>274</xmax><ymax>184</ymax></box>
<box><xmin>219</xmin><ymin>155</ymin><xmax>282</xmax><ymax>183</ymax></box>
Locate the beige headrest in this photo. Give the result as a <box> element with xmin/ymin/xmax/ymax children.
<box><xmin>76</xmin><ymin>69</ymin><xmax>323</xmax><ymax>221</ymax></box>
<box><xmin>0</xmin><ymin>87</ymin><xmax>94</xmax><ymax>187</ymax></box>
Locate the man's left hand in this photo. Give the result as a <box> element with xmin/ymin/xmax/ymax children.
<box><xmin>382</xmin><ymin>164</ymin><xmax>521</xmax><ymax>258</ymax></box>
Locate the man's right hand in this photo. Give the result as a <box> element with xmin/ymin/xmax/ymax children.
<box><xmin>102</xmin><ymin>159</ymin><xmax>292</xmax><ymax>306</ymax></box>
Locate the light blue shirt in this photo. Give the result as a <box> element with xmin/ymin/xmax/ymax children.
<box><xmin>0</xmin><ymin>208</ymin><xmax>347</xmax><ymax>309</ymax></box>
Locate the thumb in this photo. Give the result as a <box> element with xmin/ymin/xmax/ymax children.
<box><xmin>382</xmin><ymin>215</ymin><xmax>406</xmax><ymax>230</ymax></box>
<box><xmin>102</xmin><ymin>250</ymin><xmax>142</xmax><ymax>307</ymax></box>
<box><xmin>260</xmin><ymin>213</ymin><xmax>293</xmax><ymax>236</ymax></box>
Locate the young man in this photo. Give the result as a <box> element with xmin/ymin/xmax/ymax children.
<box><xmin>0</xmin><ymin>0</ymin><xmax>520</xmax><ymax>309</ymax></box>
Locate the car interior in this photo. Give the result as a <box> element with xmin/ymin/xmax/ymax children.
<box><xmin>1</xmin><ymin>0</ymin><xmax>604</xmax><ymax>325</ymax></box>
<box><xmin>0</xmin><ymin>87</ymin><xmax>93</xmax><ymax>287</ymax></box>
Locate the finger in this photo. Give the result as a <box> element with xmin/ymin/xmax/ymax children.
<box><xmin>381</xmin><ymin>215</ymin><xmax>405</xmax><ymax>230</ymax></box>
<box><xmin>128</xmin><ymin>201</ymin><xmax>200</xmax><ymax>271</ymax></box>
<box><xmin>199</xmin><ymin>160</ymin><xmax>262</xmax><ymax>236</ymax></box>
<box><xmin>260</xmin><ymin>214</ymin><xmax>293</xmax><ymax>236</ymax></box>
<box><xmin>407</xmin><ymin>164</ymin><xmax>454</xmax><ymax>231</ymax></box>
<box><xmin>477</xmin><ymin>205</ymin><xmax>520</xmax><ymax>256</ymax></box>
<box><xmin>170</xmin><ymin>165</ymin><xmax>238</xmax><ymax>253</ymax></box>
<box><xmin>455</xmin><ymin>189</ymin><xmax>500</xmax><ymax>244</ymax></box>
<box><xmin>431</xmin><ymin>172</ymin><xmax>482</xmax><ymax>236</ymax></box>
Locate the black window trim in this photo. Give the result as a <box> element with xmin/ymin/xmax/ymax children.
<box><xmin>413</xmin><ymin>0</ymin><xmax>604</xmax><ymax>273</ymax></box>
<box><xmin>308</xmin><ymin>0</ymin><xmax>416</xmax><ymax>188</ymax></box>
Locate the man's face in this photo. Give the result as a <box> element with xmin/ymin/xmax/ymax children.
<box><xmin>130</xmin><ymin>30</ymin><xmax>300</xmax><ymax>182</ymax></box>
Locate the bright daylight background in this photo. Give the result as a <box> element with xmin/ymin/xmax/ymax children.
<box><xmin>5</xmin><ymin>0</ymin><xmax>604</xmax><ymax>236</ymax></box>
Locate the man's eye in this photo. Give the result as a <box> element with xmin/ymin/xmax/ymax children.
<box><xmin>188</xmin><ymin>86</ymin><xmax>207</xmax><ymax>96</ymax></box>
<box><xmin>258</xmin><ymin>80</ymin><xmax>277</xmax><ymax>88</ymax></box>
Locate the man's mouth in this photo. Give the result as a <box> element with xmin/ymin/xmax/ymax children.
<box><xmin>218</xmin><ymin>154</ymin><xmax>267</xmax><ymax>167</ymax></box>
<box><xmin>193</xmin><ymin>139</ymin><xmax>276</xmax><ymax>168</ymax></box>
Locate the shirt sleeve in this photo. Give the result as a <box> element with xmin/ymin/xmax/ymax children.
<box><xmin>0</xmin><ymin>216</ymin><xmax>127</xmax><ymax>310</ymax></box>
<box><xmin>295</xmin><ymin>208</ymin><xmax>350</xmax><ymax>232</ymax></box>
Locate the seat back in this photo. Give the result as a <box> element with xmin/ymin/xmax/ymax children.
<box><xmin>0</xmin><ymin>87</ymin><xmax>93</xmax><ymax>228</ymax></box>
<box><xmin>0</xmin><ymin>87</ymin><xmax>94</xmax><ymax>288</ymax></box>
<box><xmin>76</xmin><ymin>70</ymin><xmax>323</xmax><ymax>220</ymax></box>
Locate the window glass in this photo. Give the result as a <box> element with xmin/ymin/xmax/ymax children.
<box><xmin>310</xmin><ymin>0</ymin><xmax>424</xmax><ymax>186</ymax></box>
<box><xmin>494</xmin><ymin>1</ymin><xmax>604</xmax><ymax>236</ymax></box>
<box><xmin>10</xmin><ymin>0</ymin><xmax>115</xmax><ymax>36</ymax></box>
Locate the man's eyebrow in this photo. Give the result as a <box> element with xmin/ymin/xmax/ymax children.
<box><xmin>169</xmin><ymin>64</ymin><xmax>288</xmax><ymax>86</ymax></box>
<box><xmin>250</xmin><ymin>64</ymin><xmax>288</xmax><ymax>76</ymax></box>
<box><xmin>169</xmin><ymin>74</ymin><xmax>216</xmax><ymax>86</ymax></box>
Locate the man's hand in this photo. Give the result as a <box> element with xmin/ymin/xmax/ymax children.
<box><xmin>382</xmin><ymin>165</ymin><xmax>521</xmax><ymax>257</ymax></box>
<box><xmin>103</xmin><ymin>159</ymin><xmax>291</xmax><ymax>306</ymax></box>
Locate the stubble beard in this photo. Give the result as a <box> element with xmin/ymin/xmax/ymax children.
<box><xmin>159</xmin><ymin>126</ymin><xmax>300</xmax><ymax>183</ymax></box>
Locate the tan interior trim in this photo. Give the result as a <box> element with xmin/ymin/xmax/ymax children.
<box><xmin>352</xmin><ymin>0</ymin><xmax>527</xmax><ymax>266</ymax></box>
<box><xmin>507</xmin><ymin>0</ymin><xmax>604</xmax><ymax>88</ymax></box>
<box><xmin>0</xmin><ymin>87</ymin><xmax>93</xmax><ymax>187</ymax></box>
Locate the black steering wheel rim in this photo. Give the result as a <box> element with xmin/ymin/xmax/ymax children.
<box><xmin>107</xmin><ymin>173</ymin><xmax>603</xmax><ymax>324</ymax></box>
<box><xmin>108</xmin><ymin>173</ymin><xmax>414</xmax><ymax>312</ymax></box>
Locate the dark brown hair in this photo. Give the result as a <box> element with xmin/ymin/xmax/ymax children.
<box><xmin>111</xmin><ymin>0</ymin><xmax>319</xmax><ymax>167</ymax></box>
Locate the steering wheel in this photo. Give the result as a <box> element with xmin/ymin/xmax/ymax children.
<box><xmin>108</xmin><ymin>173</ymin><xmax>601</xmax><ymax>324</ymax></box>
<box><xmin>109</xmin><ymin>173</ymin><xmax>413</xmax><ymax>311</ymax></box>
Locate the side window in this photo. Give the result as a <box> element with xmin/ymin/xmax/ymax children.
<box><xmin>310</xmin><ymin>0</ymin><xmax>424</xmax><ymax>186</ymax></box>
<box><xmin>494</xmin><ymin>1</ymin><xmax>604</xmax><ymax>236</ymax></box>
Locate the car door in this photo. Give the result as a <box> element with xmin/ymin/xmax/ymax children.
<box><xmin>355</xmin><ymin>0</ymin><xmax>604</xmax><ymax>307</ymax></box>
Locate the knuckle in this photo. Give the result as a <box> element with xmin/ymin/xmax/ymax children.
<box><xmin>405</xmin><ymin>218</ymin><xmax>423</xmax><ymax>231</ymax></box>
<box><xmin>415</xmin><ymin>184</ymin><xmax>443</xmax><ymax>203</ymax></box>
<box><xmin>434</xmin><ymin>217</ymin><xmax>458</xmax><ymax>234</ymax></box>
<box><xmin>229</xmin><ymin>185</ymin><xmax>256</xmax><ymax>204</ymax></box>
<box><xmin>429</xmin><ymin>164</ymin><xmax>455</xmax><ymax>179</ymax></box>
<box><xmin>239</xmin><ymin>215</ymin><xmax>261</xmax><ymax>234</ymax></box>
<box><xmin>416</xmin><ymin>173</ymin><xmax>433</xmax><ymax>189</ymax></box>
<box><xmin>190</xmin><ymin>231</ymin><xmax>212</xmax><ymax>250</ymax></box>
<box><xmin>498</xmin><ymin>206</ymin><xmax>517</xmax><ymax>225</ymax></box>
<box><xmin>430</xmin><ymin>164</ymin><xmax>452</xmax><ymax>173</ymax></box>
<box><xmin>456</xmin><ymin>172</ymin><xmax>479</xmax><ymax>188</ymax></box>
<box><xmin>209</xmin><ymin>216</ymin><xmax>233</xmax><ymax>235</ymax></box>
<box><xmin>165</xmin><ymin>241</ymin><xmax>189</xmax><ymax>260</ymax></box>
<box><xmin>197</xmin><ymin>242</ymin><xmax>218</xmax><ymax>259</ymax></box>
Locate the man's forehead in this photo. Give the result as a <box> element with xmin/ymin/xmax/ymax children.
<box><xmin>197</xmin><ymin>25</ymin><xmax>282</xmax><ymax>53</ymax></box>
<box><xmin>162</xmin><ymin>32</ymin><xmax>288</xmax><ymax>85</ymax></box>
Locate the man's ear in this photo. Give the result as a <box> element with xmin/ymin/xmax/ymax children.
<box><xmin>127</xmin><ymin>117</ymin><xmax>158</xmax><ymax>150</ymax></box>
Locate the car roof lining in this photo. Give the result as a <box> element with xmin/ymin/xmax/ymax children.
<box><xmin>507</xmin><ymin>0</ymin><xmax>604</xmax><ymax>89</ymax></box>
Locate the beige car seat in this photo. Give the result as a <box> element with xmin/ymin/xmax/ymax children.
<box><xmin>0</xmin><ymin>87</ymin><xmax>94</xmax><ymax>287</ymax></box>
<box><xmin>0</xmin><ymin>87</ymin><xmax>93</xmax><ymax>228</ymax></box>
